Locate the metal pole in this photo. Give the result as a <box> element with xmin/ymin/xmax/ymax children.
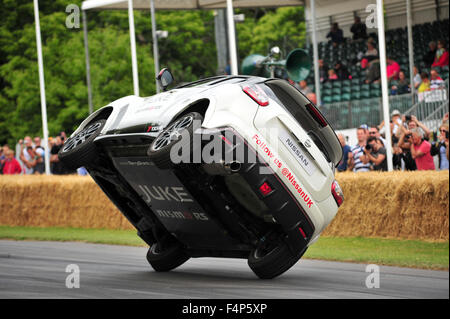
<box><xmin>226</xmin><ymin>0</ymin><xmax>238</xmax><ymax>75</ymax></box>
<box><xmin>150</xmin><ymin>0</ymin><xmax>160</xmax><ymax>93</ymax></box>
<box><xmin>214</xmin><ymin>9</ymin><xmax>228</xmax><ymax>74</ymax></box>
<box><xmin>376</xmin><ymin>0</ymin><xmax>393</xmax><ymax>171</ymax></box>
<box><xmin>82</xmin><ymin>11</ymin><xmax>93</xmax><ymax>114</ymax></box>
<box><xmin>406</xmin><ymin>0</ymin><xmax>415</xmax><ymax>105</ymax></box>
<box><xmin>311</xmin><ymin>0</ymin><xmax>321</xmax><ymax>106</ymax></box>
<box><xmin>33</xmin><ymin>0</ymin><xmax>51</xmax><ymax>175</ymax></box>
<box><xmin>128</xmin><ymin>0</ymin><xmax>139</xmax><ymax>96</ymax></box>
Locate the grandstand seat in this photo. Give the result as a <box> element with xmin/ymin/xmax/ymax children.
<box><xmin>351</xmin><ymin>91</ymin><xmax>361</xmax><ymax>100</ymax></box>
<box><xmin>341</xmin><ymin>93</ymin><xmax>351</xmax><ymax>101</ymax></box>
<box><xmin>323</xmin><ymin>88</ymin><xmax>332</xmax><ymax>96</ymax></box>
<box><xmin>370</xmin><ymin>83</ymin><xmax>381</xmax><ymax>91</ymax></box>
<box><xmin>342</xmin><ymin>86</ymin><xmax>351</xmax><ymax>93</ymax></box>
<box><xmin>332</xmin><ymin>88</ymin><xmax>342</xmax><ymax>95</ymax></box>
<box><xmin>371</xmin><ymin>90</ymin><xmax>382</xmax><ymax>98</ymax></box>
<box><xmin>332</xmin><ymin>81</ymin><xmax>342</xmax><ymax>88</ymax></box>
<box><xmin>351</xmin><ymin>78</ymin><xmax>360</xmax><ymax>86</ymax></box>
<box><xmin>323</xmin><ymin>82</ymin><xmax>333</xmax><ymax>90</ymax></box>
<box><xmin>360</xmin><ymin>90</ymin><xmax>371</xmax><ymax>99</ymax></box>
<box><xmin>332</xmin><ymin>95</ymin><xmax>342</xmax><ymax>102</ymax></box>
<box><xmin>323</xmin><ymin>95</ymin><xmax>333</xmax><ymax>104</ymax></box>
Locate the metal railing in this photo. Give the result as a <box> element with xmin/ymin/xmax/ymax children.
<box><xmin>322</xmin><ymin>80</ymin><xmax>449</xmax><ymax>131</ymax></box>
<box><xmin>321</xmin><ymin>93</ymin><xmax>414</xmax><ymax>130</ymax></box>
<box><xmin>423</xmin><ymin>100</ymin><xmax>449</xmax><ymax>132</ymax></box>
<box><xmin>404</xmin><ymin>81</ymin><xmax>449</xmax><ymax>131</ymax></box>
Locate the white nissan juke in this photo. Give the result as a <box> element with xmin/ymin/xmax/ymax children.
<box><xmin>59</xmin><ymin>70</ymin><xmax>344</xmax><ymax>279</ymax></box>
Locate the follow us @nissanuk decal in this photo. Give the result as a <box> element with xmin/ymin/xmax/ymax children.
<box><xmin>252</xmin><ymin>133</ymin><xmax>314</xmax><ymax>208</ymax></box>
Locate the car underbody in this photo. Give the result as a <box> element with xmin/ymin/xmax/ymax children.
<box><xmin>88</xmin><ymin>127</ymin><xmax>314</xmax><ymax>260</ymax></box>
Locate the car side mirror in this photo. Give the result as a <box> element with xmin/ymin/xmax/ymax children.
<box><xmin>157</xmin><ymin>68</ymin><xmax>174</xmax><ymax>91</ymax></box>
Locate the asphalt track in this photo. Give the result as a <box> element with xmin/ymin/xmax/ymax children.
<box><xmin>0</xmin><ymin>240</ymin><xmax>448</xmax><ymax>299</ymax></box>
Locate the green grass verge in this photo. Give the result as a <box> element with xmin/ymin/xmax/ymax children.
<box><xmin>0</xmin><ymin>225</ymin><xmax>146</xmax><ymax>247</ymax></box>
<box><xmin>304</xmin><ymin>236</ymin><xmax>449</xmax><ymax>270</ymax></box>
<box><xmin>0</xmin><ymin>226</ymin><xmax>448</xmax><ymax>270</ymax></box>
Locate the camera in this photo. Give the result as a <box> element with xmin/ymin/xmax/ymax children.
<box><xmin>405</xmin><ymin>115</ymin><xmax>411</xmax><ymax>122</ymax></box>
<box><xmin>446</xmin><ymin>131</ymin><xmax>449</xmax><ymax>139</ymax></box>
<box><xmin>405</xmin><ymin>133</ymin><xmax>412</xmax><ymax>141</ymax></box>
<box><xmin>365</xmin><ymin>144</ymin><xmax>372</xmax><ymax>151</ymax></box>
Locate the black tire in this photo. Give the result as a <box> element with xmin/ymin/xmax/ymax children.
<box><xmin>146</xmin><ymin>242</ymin><xmax>190</xmax><ymax>272</ymax></box>
<box><xmin>58</xmin><ymin>119</ymin><xmax>106</xmax><ymax>170</ymax></box>
<box><xmin>148</xmin><ymin>112</ymin><xmax>203</xmax><ymax>169</ymax></box>
<box><xmin>248</xmin><ymin>240</ymin><xmax>307</xmax><ymax>279</ymax></box>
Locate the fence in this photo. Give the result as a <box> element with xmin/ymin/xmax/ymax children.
<box><xmin>405</xmin><ymin>87</ymin><xmax>449</xmax><ymax>132</ymax></box>
<box><xmin>321</xmin><ymin>93</ymin><xmax>413</xmax><ymax>130</ymax></box>
<box><xmin>322</xmin><ymin>83</ymin><xmax>449</xmax><ymax>131</ymax></box>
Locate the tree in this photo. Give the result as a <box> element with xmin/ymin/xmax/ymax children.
<box><xmin>0</xmin><ymin>3</ymin><xmax>307</xmax><ymax>146</ymax></box>
<box><xmin>236</xmin><ymin>7</ymin><xmax>306</xmax><ymax>61</ymax></box>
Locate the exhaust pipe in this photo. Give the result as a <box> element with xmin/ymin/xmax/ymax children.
<box><xmin>225</xmin><ymin>161</ymin><xmax>242</xmax><ymax>173</ymax></box>
<box><xmin>202</xmin><ymin>160</ymin><xmax>241</xmax><ymax>175</ymax></box>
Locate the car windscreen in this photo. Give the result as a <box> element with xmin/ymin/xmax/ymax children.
<box><xmin>262</xmin><ymin>79</ymin><xmax>343</xmax><ymax>166</ymax></box>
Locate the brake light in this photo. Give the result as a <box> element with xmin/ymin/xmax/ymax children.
<box><xmin>298</xmin><ymin>227</ymin><xmax>307</xmax><ymax>239</ymax></box>
<box><xmin>259</xmin><ymin>181</ymin><xmax>273</xmax><ymax>196</ymax></box>
<box><xmin>242</xmin><ymin>85</ymin><xmax>269</xmax><ymax>106</ymax></box>
<box><xmin>305</xmin><ymin>103</ymin><xmax>327</xmax><ymax>127</ymax></box>
<box><xmin>331</xmin><ymin>180</ymin><xmax>344</xmax><ymax>207</ymax></box>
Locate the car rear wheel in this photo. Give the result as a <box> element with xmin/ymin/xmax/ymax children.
<box><xmin>146</xmin><ymin>241</ymin><xmax>190</xmax><ymax>272</ymax></box>
<box><xmin>58</xmin><ymin>119</ymin><xmax>106</xmax><ymax>170</ymax></box>
<box><xmin>247</xmin><ymin>239</ymin><xmax>307</xmax><ymax>279</ymax></box>
<box><xmin>148</xmin><ymin>112</ymin><xmax>203</xmax><ymax>169</ymax></box>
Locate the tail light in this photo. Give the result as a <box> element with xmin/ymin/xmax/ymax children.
<box><xmin>305</xmin><ymin>103</ymin><xmax>327</xmax><ymax>127</ymax></box>
<box><xmin>259</xmin><ymin>181</ymin><xmax>273</xmax><ymax>197</ymax></box>
<box><xmin>331</xmin><ymin>180</ymin><xmax>344</xmax><ymax>207</ymax></box>
<box><xmin>242</xmin><ymin>84</ymin><xmax>269</xmax><ymax>106</ymax></box>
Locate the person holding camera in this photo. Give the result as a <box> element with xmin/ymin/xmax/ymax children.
<box><xmin>400</xmin><ymin>128</ymin><xmax>435</xmax><ymax>170</ymax></box>
<box><xmin>402</xmin><ymin>114</ymin><xmax>431</xmax><ymax>140</ymax></box>
<box><xmin>397</xmin><ymin>121</ymin><xmax>423</xmax><ymax>170</ymax></box>
<box><xmin>431</xmin><ymin>123</ymin><xmax>449</xmax><ymax>170</ymax></box>
<box><xmin>361</xmin><ymin>136</ymin><xmax>388</xmax><ymax>171</ymax></box>
<box><xmin>348</xmin><ymin>127</ymin><xmax>371</xmax><ymax>172</ymax></box>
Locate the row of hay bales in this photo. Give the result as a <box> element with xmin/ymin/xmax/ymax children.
<box><xmin>0</xmin><ymin>171</ymin><xmax>448</xmax><ymax>241</ymax></box>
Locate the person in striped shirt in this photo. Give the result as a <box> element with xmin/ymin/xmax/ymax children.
<box><xmin>348</xmin><ymin>127</ymin><xmax>372</xmax><ymax>172</ymax></box>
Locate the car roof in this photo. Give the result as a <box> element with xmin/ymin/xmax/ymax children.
<box><xmin>175</xmin><ymin>75</ymin><xmax>257</xmax><ymax>89</ymax></box>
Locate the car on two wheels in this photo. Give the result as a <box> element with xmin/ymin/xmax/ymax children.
<box><xmin>58</xmin><ymin>71</ymin><xmax>344</xmax><ymax>279</ymax></box>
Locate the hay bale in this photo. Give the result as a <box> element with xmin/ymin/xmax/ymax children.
<box><xmin>0</xmin><ymin>171</ymin><xmax>448</xmax><ymax>241</ymax></box>
<box><xmin>0</xmin><ymin>175</ymin><xmax>132</xmax><ymax>230</ymax></box>
<box><xmin>323</xmin><ymin>171</ymin><xmax>449</xmax><ymax>241</ymax></box>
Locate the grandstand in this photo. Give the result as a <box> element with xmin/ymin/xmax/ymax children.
<box><xmin>303</xmin><ymin>18</ymin><xmax>449</xmax><ymax>130</ymax></box>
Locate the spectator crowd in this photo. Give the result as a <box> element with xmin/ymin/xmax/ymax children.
<box><xmin>0</xmin><ymin>132</ymin><xmax>87</xmax><ymax>176</ymax></box>
<box><xmin>288</xmin><ymin>18</ymin><xmax>448</xmax><ymax>101</ymax></box>
<box><xmin>337</xmin><ymin>111</ymin><xmax>449</xmax><ymax>172</ymax></box>
<box><xmin>1</xmin><ymin>18</ymin><xmax>448</xmax><ymax>176</ymax></box>
<box><xmin>285</xmin><ymin>18</ymin><xmax>449</xmax><ymax>173</ymax></box>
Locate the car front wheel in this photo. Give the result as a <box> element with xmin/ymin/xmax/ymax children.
<box><xmin>58</xmin><ymin>119</ymin><xmax>106</xmax><ymax>170</ymax></box>
<box><xmin>148</xmin><ymin>112</ymin><xmax>203</xmax><ymax>169</ymax></box>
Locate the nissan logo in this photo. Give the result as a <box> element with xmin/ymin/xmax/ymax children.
<box><xmin>304</xmin><ymin>139</ymin><xmax>312</xmax><ymax>148</ymax></box>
